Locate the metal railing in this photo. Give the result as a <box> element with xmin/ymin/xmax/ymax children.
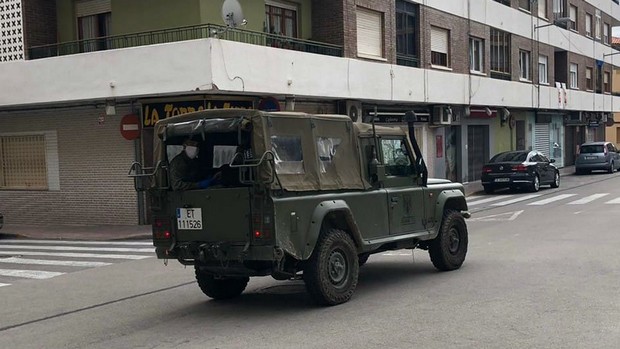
<box><xmin>396</xmin><ymin>53</ymin><xmax>419</xmax><ymax>68</ymax></box>
<box><xmin>28</xmin><ymin>23</ymin><xmax>343</xmax><ymax>60</ymax></box>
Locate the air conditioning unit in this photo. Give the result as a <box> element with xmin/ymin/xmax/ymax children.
<box><xmin>431</xmin><ymin>106</ymin><xmax>453</xmax><ymax>126</ymax></box>
<box><xmin>345</xmin><ymin>100</ymin><xmax>363</xmax><ymax>123</ymax></box>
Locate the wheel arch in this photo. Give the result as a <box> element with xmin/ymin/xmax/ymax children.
<box><xmin>434</xmin><ymin>190</ymin><xmax>468</xmax><ymax>226</ymax></box>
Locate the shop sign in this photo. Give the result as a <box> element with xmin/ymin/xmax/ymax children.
<box><xmin>142</xmin><ymin>100</ymin><xmax>254</xmax><ymax>128</ymax></box>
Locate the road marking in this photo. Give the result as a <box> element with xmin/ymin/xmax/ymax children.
<box><xmin>0</xmin><ymin>240</ymin><xmax>152</xmax><ymax>246</ymax></box>
<box><xmin>567</xmin><ymin>193</ymin><xmax>610</xmax><ymax>205</ymax></box>
<box><xmin>0</xmin><ymin>257</ymin><xmax>112</xmax><ymax>267</ymax></box>
<box><xmin>467</xmin><ymin>195</ymin><xmax>514</xmax><ymax>206</ymax></box>
<box><xmin>0</xmin><ymin>250</ymin><xmax>151</xmax><ymax>260</ymax></box>
<box><xmin>0</xmin><ymin>245</ymin><xmax>153</xmax><ymax>253</ymax></box>
<box><xmin>0</xmin><ymin>283</ymin><xmax>11</xmax><ymax>287</ymax></box>
<box><xmin>491</xmin><ymin>194</ymin><xmax>542</xmax><ymax>206</ymax></box>
<box><xmin>527</xmin><ymin>194</ymin><xmax>577</xmax><ymax>205</ymax></box>
<box><xmin>0</xmin><ymin>269</ymin><xmax>65</xmax><ymax>279</ymax></box>
<box><xmin>605</xmin><ymin>197</ymin><xmax>620</xmax><ymax>204</ymax></box>
<box><xmin>470</xmin><ymin>210</ymin><xmax>523</xmax><ymax>222</ymax></box>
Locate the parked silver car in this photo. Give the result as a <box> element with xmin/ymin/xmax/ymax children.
<box><xmin>575</xmin><ymin>142</ymin><xmax>620</xmax><ymax>174</ymax></box>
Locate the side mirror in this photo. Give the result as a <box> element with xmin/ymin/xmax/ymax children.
<box><xmin>550</xmin><ymin>158</ymin><xmax>556</xmax><ymax>163</ymax></box>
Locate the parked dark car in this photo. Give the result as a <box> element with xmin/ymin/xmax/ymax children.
<box><xmin>481</xmin><ymin>150</ymin><xmax>560</xmax><ymax>194</ymax></box>
<box><xmin>574</xmin><ymin>142</ymin><xmax>620</xmax><ymax>174</ymax></box>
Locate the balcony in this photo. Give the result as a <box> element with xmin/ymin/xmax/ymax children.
<box><xmin>28</xmin><ymin>23</ymin><xmax>343</xmax><ymax>60</ymax></box>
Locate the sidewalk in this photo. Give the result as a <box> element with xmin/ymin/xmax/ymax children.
<box><xmin>0</xmin><ymin>165</ymin><xmax>575</xmax><ymax>241</ymax></box>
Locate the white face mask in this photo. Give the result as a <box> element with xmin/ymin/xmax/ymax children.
<box><xmin>184</xmin><ymin>146</ymin><xmax>198</xmax><ymax>159</ymax></box>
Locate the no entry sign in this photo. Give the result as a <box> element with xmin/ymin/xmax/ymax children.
<box><xmin>120</xmin><ymin>114</ymin><xmax>141</xmax><ymax>140</ymax></box>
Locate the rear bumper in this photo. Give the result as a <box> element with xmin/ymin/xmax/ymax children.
<box><xmin>481</xmin><ymin>173</ymin><xmax>535</xmax><ymax>188</ymax></box>
<box><xmin>575</xmin><ymin>162</ymin><xmax>609</xmax><ymax>171</ymax></box>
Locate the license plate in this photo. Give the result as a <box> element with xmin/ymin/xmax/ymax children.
<box><xmin>176</xmin><ymin>208</ymin><xmax>203</xmax><ymax>230</ymax></box>
<box><xmin>585</xmin><ymin>156</ymin><xmax>596</xmax><ymax>160</ymax></box>
<box><xmin>495</xmin><ymin>178</ymin><xmax>510</xmax><ymax>182</ymax></box>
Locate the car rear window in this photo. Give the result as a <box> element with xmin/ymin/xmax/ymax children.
<box><xmin>580</xmin><ymin>145</ymin><xmax>604</xmax><ymax>154</ymax></box>
<box><xmin>490</xmin><ymin>152</ymin><xmax>528</xmax><ymax>163</ymax></box>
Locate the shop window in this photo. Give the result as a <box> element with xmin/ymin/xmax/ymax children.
<box><xmin>271</xmin><ymin>135</ymin><xmax>304</xmax><ymax>174</ymax></box>
<box><xmin>0</xmin><ymin>135</ymin><xmax>48</xmax><ymax>190</ymax></box>
<box><xmin>265</xmin><ymin>1</ymin><xmax>298</xmax><ymax>37</ymax></box>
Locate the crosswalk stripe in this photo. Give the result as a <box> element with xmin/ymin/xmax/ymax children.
<box><xmin>491</xmin><ymin>194</ymin><xmax>542</xmax><ymax>206</ymax></box>
<box><xmin>0</xmin><ymin>283</ymin><xmax>11</xmax><ymax>287</ymax></box>
<box><xmin>0</xmin><ymin>240</ymin><xmax>152</xmax><ymax>246</ymax></box>
<box><xmin>527</xmin><ymin>194</ymin><xmax>577</xmax><ymax>206</ymax></box>
<box><xmin>468</xmin><ymin>195</ymin><xmax>514</xmax><ymax>206</ymax></box>
<box><xmin>0</xmin><ymin>269</ymin><xmax>65</xmax><ymax>279</ymax></box>
<box><xmin>0</xmin><ymin>257</ymin><xmax>112</xmax><ymax>267</ymax></box>
<box><xmin>0</xmin><ymin>245</ymin><xmax>153</xmax><ymax>253</ymax></box>
<box><xmin>567</xmin><ymin>193</ymin><xmax>610</xmax><ymax>205</ymax></box>
<box><xmin>0</xmin><ymin>250</ymin><xmax>151</xmax><ymax>260</ymax></box>
<box><xmin>605</xmin><ymin>197</ymin><xmax>620</xmax><ymax>204</ymax></box>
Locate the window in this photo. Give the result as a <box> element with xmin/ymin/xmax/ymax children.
<box><xmin>396</xmin><ymin>0</ymin><xmax>419</xmax><ymax>67</ymax></box>
<box><xmin>265</xmin><ymin>2</ymin><xmax>298</xmax><ymax>37</ymax></box>
<box><xmin>494</xmin><ymin>0</ymin><xmax>510</xmax><ymax>5</ymax></box>
<box><xmin>357</xmin><ymin>7</ymin><xmax>384</xmax><ymax>59</ymax></box>
<box><xmin>490</xmin><ymin>28</ymin><xmax>511</xmax><ymax>79</ymax></box>
<box><xmin>519</xmin><ymin>50</ymin><xmax>531</xmax><ymax>81</ymax></box>
<box><xmin>271</xmin><ymin>135</ymin><xmax>304</xmax><ymax>174</ymax></box>
<box><xmin>604</xmin><ymin>72</ymin><xmax>611</xmax><ymax>93</ymax></box>
<box><xmin>469</xmin><ymin>37</ymin><xmax>484</xmax><ymax>73</ymax></box>
<box><xmin>431</xmin><ymin>26</ymin><xmax>450</xmax><ymax>67</ymax></box>
<box><xmin>604</xmin><ymin>23</ymin><xmax>610</xmax><ymax>45</ymax></box>
<box><xmin>538</xmin><ymin>0</ymin><xmax>547</xmax><ymax>18</ymax></box>
<box><xmin>381</xmin><ymin>138</ymin><xmax>412</xmax><ymax>176</ymax></box>
<box><xmin>519</xmin><ymin>0</ymin><xmax>531</xmax><ymax>11</ymax></box>
<box><xmin>585</xmin><ymin>14</ymin><xmax>592</xmax><ymax>37</ymax></box>
<box><xmin>569</xmin><ymin>63</ymin><xmax>578</xmax><ymax>88</ymax></box>
<box><xmin>568</xmin><ymin>5</ymin><xmax>577</xmax><ymax>31</ymax></box>
<box><xmin>596</xmin><ymin>65</ymin><xmax>603</xmax><ymax>93</ymax></box>
<box><xmin>586</xmin><ymin>67</ymin><xmax>593</xmax><ymax>90</ymax></box>
<box><xmin>0</xmin><ymin>135</ymin><xmax>47</xmax><ymax>190</ymax></box>
<box><xmin>595</xmin><ymin>10</ymin><xmax>601</xmax><ymax>39</ymax></box>
<box><xmin>552</xmin><ymin>0</ymin><xmax>567</xmax><ymax>18</ymax></box>
<box><xmin>539</xmin><ymin>55</ymin><xmax>548</xmax><ymax>84</ymax></box>
<box><xmin>316</xmin><ymin>137</ymin><xmax>342</xmax><ymax>173</ymax></box>
<box><xmin>78</xmin><ymin>12</ymin><xmax>111</xmax><ymax>52</ymax></box>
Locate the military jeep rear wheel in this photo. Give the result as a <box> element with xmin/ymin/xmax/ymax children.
<box><xmin>304</xmin><ymin>228</ymin><xmax>359</xmax><ymax>306</ymax></box>
<box><xmin>194</xmin><ymin>266</ymin><xmax>249</xmax><ymax>300</ymax></box>
<box><xmin>428</xmin><ymin>209</ymin><xmax>468</xmax><ymax>271</ymax></box>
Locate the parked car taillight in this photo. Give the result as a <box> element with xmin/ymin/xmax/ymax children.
<box><xmin>482</xmin><ymin>166</ymin><xmax>492</xmax><ymax>173</ymax></box>
<box><xmin>512</xmin><ymin>164</ymin><xmax>528</xmax><ymax>172</ymax></box>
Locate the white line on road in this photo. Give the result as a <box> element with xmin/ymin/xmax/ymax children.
<box><xmin>0</xmin><ymin>283</ymin><xmax>11</xmax><ymax>287</ymax></box>
<box><xmin>467</xmin><ymin>195</ymin><xmax>514</xmax><ymax>206</ymax></box>
<box><xmin>0</xmin><ymin>245</ymin><xmax>153</xmax><ymax>253</ymax></box>
<box><xmin>491</xmin><ymin>194</ymin><xmax>542</xmax><ymax>206</ymax></box>
<box><xmin>0</xmin><ymin>257</ymin><xmax>112</xmax><ymax>267</ymax></box>
<box><xmin>0</xmin><ymin>240</ymin><xmax>152</xmax><ymax>246</ymax></box>
<box><xmin>567</xmin><ymin>193</ymin><xmax>610</xmax><ymax>205</ymax></box>
<box><xmin>0</xmin><ymin>250</ymin><xmax>152</xmax><ymax>260</ymax></box>
<box><xmin>527</xmin><ymin>194</ymin><xmax>577</xmax><ymax>205</ymax></box>
<box><xmin>469</xmin><ymin>210</ymin><xmax>524</xmax><ymax>222</ymax></box>
<box><xmin>605</xmin><ymin>197</ymin><xmax>620</xmax><ymax>204</ymax></box>
<box><xmin>0</xmin><ymin>269</ymin><xmax>65</xmax><ymax>279</ymax></box>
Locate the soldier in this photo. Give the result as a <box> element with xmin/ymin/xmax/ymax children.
<box><xmin>169</xmin><ymin>138</ymin><xmax>220</xmax><ymax>190</ymax></box>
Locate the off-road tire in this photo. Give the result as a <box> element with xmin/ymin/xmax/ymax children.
<box><xmin>358</xmin><ymin>253</ymin><xmax>370</xmax><ymax>267</ymax></box>
<box><xmin>550</xmin><ymin>171</ymin><xmax>560</xmax><ymax>188</ymax></box>
<box><xmin>429</xmin><ymin>210</ymin><xmax>468</xmax><ymax>271</ymax></box>
<box><xmin>530</xmin><ymin>174</ymin><xmax>540</xmax><ymax>192</ymax></box>
<box><xmin>483</xmin><ymin>185</ymin><xmax>494</xmax><ymax>194</ymax></box>
<box><xmin>304</xmin><ymin>228</ymin><xmax>359</xmax><ymax>306</ymax></box>
<box><xmin>194</xmin><ymin>267</ymin><xmax>249</xmax><ymax>300</ymax></box>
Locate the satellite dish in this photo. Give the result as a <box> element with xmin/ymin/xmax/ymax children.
<box><xmin>222</xmin><ymin>0</ymin><xmax>246</xmax><ymax>28</ymax></box>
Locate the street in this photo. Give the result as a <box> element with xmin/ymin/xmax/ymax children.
<box><xmin>1</xmin><ymin>172</ymin><xmax>619</xmax><ymax>349</ymax></box>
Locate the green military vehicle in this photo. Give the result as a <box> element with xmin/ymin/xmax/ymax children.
<box><xmin>130</xmin><ymin>109</ymin><xmax>470</xmax><ymax>305</ymax></box>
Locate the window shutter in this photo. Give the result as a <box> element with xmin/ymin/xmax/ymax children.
<box><xmin>569</xmin><ymin>6</ymin><xmax>576</xmax><ymax>21</ymax></box>
<box><xmin>586</xmin><ymin>69</ymin><xmax>591</xmax><ymax>79</ymax></box>
<box><xmin>356</xmin><ymin>7</ymin><xmax>383</xmax><ymax>58</ymax></box>
<box><xmin>431</xmin><ymin>27</ymin><xmax>448</xmax><ymax>54</ymax></box>
<box><xmin>76</xmin><ymin>0</ymin><xmax>111</xmax><ymax>17</ymax></box>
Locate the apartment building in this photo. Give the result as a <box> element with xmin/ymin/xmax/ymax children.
<box><xmin>0</xmin><ymin>0</ymin><xmax>619</xmax><ymax>227</ymax></box>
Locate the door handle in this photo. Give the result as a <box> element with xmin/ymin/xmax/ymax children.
<box><xmin>391</xmin><ymin>197</ymin><xmax>399</xmax><ymax>203</ymax></box>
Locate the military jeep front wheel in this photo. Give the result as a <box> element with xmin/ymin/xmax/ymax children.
<box><xmin>428</xmin><ymin>210</ymin><xmax>468</xmax><ymax>271</ymax></box>
<box><xmin>194</xmin><ymin>266</ymin><xmax>249</xmax><ymax>300</ymax></box>
<box><xmin>304</xmin><ymin>228</ymin><xmax>359</xmax><ymax>306</ymax></box>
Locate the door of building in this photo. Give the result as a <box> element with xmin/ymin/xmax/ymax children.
<box><xmin>467</xmin><ymin>125</ymin><xmax>489</xmax><ymax>182</ymax></box>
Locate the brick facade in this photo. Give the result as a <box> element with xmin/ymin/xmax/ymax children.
<box><xmin>311</xmin><ymin>0</ymin><xmax>344</xmax><ymax>46</ymax></box>
<box><xmin>0</xmin><ymin>106</ymin><xmax>138</xmax><ymax>225</ymax></box>
<box><xmin>21</xmin><ymin>0</ymin><xmax>57</xmax><ymax>56</ymax></box>
<box><xmin>342</xmin><ymin>0</ymin><xmax>395</xmax><ymax>63</ymax></box>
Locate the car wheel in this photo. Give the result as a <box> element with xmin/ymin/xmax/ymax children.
<box><xmin>530</xmin><ymin>174</ymin><xmax>540</xmax><ymax>192</ymax></box>
<box><xmin>550</xmin><ymin>171</ymin><xmax>560</xmax><ymax>188</ymax></box>
<box><xmin>304</xmin><ymin>228</ymin><xmax>359</xmax><ymax>305</ymax></box>
<box><xmin>483</xmin><ymin>185</ymin><xmax>494</xmax><ymax>194</ymax></box>
<box><xmin>194</xmin><ymin>267</ymin><xmax>249</xmax><ymax>300</ymax></box>
<box><xmin>428</xmin><ymin>210</ymin><xmax>468</xmax><ymax>271</ymax></box>
<box><xmin>609</xmin><ymin>161</ymin><xmax>614</xmax><ymax>174</ymax></box>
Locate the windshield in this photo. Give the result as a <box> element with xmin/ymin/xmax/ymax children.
<box><xmin>489</xmin><ymin>151</ymin><xmax>528</xmax><ymax>163</ymax></box>
<box><xmin>580</xmin><ymin>145</ymin><xmax>604</xmax><ymax>154</ymax></box>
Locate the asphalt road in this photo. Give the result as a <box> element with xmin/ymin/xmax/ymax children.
<box><xmin>0</xmin><ymin>171</ymin><xmax>619</xmax><ymax>349</ymax></box>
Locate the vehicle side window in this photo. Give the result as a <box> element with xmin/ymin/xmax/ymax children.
<box><xmin>606</xmin><ymin>144</ymin><xmax>614</xmax><ymax>153</ymax></box>
<box><xmin>530</xmin><ymin>154</ymin><xmax>541</xmax><ymax>162</ymax></box>
<box><xmin>381</xmin><ymin>138</ymin><xmax>412</xmax><ymax>176</ymax></box>
<box><xmin>316</xmin><ymin>137</ymin><xmax>342</xmax><ymax>173</ymax></box>
<box><xmin>271</xmin><ymin>135</ymin><xmax>304</xmax><ymax>174</ymax></box>
<box><xmin>540</xmin><ymin>154</ymin><xmax>550</xmax><ymax>163</ymax></box>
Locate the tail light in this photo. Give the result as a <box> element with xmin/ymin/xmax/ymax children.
<box><xmin>153</xmin><ymin>218</ymin><xmax>172</xmax><ymax>240</ymax></box>
<box><xmin>482</xmin><ymin>166</ymin><xmax>492</xmax><ymax>173</ymax></box>
<box><xmin>512</xmin><ymin>164</ymin><xmax>528</xmax><ymax>172</ymax></box>
<box><xmin>252</xmin><ymin>214</ymin><xmax>272</xmax><ymax>241</ymax></box>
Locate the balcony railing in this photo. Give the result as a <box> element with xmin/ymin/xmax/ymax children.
<box><xmin>28</xmin><ymin>23</ymin><xmax>343</xmax><ymax>60</ymax></box>
<box><xmin>396</xmin><ymin>53</ymin><xmax>419</xmax><ymax>68</ymax></box>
